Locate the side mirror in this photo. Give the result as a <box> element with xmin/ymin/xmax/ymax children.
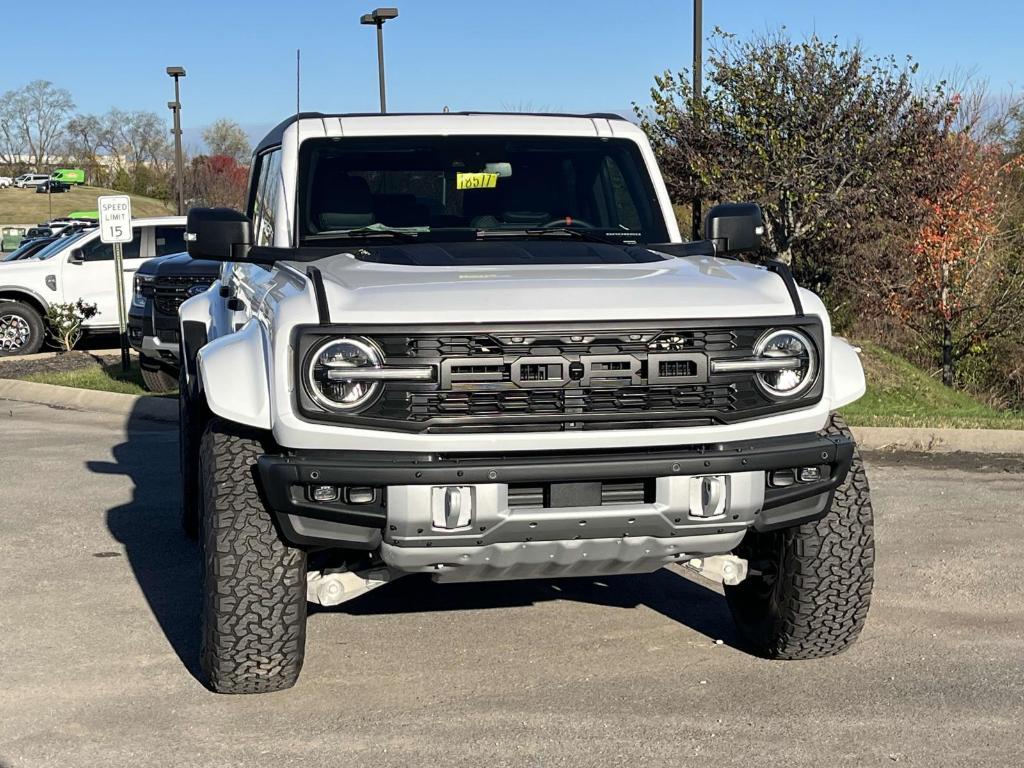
<box><xmin>704</xmin><ymin>202</ymin><xmax>764</xmax><ymax>255</ymax></box>
<box><xmin>68</xmin><ymin>249</ymin><xmax>84</xmax><ymax>265</ymax></box>
<box><xmin>185</xmin><ymin>208</ymin><xmax>252</xmax><ymax>261</ymax></box>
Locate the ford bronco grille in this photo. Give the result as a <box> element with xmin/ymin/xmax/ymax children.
<box><xmin>295</xmin><ymin>319</ymin><xmax>825</xmax><ymax>433</ymax></box>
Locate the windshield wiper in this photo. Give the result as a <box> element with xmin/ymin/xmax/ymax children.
<box><xmin>307</xmin><ymin>226</ymin><xmax>423</xmax><ymax>243</ymax></box>
<box><xmin>477</xmin><ymin>227</ymin><xmax>625</xmax><ymax>246</ymax></box>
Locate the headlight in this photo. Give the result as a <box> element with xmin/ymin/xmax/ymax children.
<box><xmin>132</xmin><ymin>274</ymin><xmax>155</xmax><ymax>308</ymax></box>
<box><xmin>306</xmin><ymin>337</ymin><xmax>384</xmax><ymax>411</ymax></box>
<box><xmin>753</xmin><ymin>328</ymin><xmax>817</xmax><ymax>398</ymax></box>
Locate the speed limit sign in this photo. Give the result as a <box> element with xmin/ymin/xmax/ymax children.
<box><xmin>97</xmin><ymin>194</ymin><xmax>134</xmax><ymax>371</ymax></box>
<box><xmin>98</xmin><ymin>195</ymin><xmax>133</xmax><ymax>243</ymax></box>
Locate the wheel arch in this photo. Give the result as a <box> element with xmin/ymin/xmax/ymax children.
<box><xmin>0</xmin><ymin>287</ymin><xmax>49</xmax><ymax>318</ymax></box>
<box><xmin>197</xmin><ymin>319</ymin><xmax>273</xmax><ymax>430</ymax></box>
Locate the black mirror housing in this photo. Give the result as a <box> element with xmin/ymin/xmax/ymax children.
<box><xmin>68</xmin><ymin>249</ymin><xmax>84</xmax><ymax>265</ymax></box>
<box><xmin>186</xmin><ymin>208</ymin><xmax>253</xmax><ymax>261</ymax></box>
<box><xmin>704</xmin><ymin>202</ymin><xmax>764</xmax><ymax>255</ymax></box>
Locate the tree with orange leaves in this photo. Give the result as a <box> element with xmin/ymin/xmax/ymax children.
<box><xmin>891</xmin><ymin>118</ymin><xmax>1024</xmax><ymax>387</ymax></box>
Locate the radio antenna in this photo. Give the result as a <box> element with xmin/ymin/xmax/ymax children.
<box><xmin>293</xmin><ymin>48</ymin><xmax>301</xmax><ymax>246</ymax></box>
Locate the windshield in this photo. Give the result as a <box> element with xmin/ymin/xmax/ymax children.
<box><xmin>2</xmin><ymin>239</ymin><xmax>50</xmax><ymax>262</ymax></box>
<box><xmin>34</xmin><ymin>230</ymin><xmax>88</xmax><ymax>260</ymax></box>
<box><xmin>293</xmin><ymin>135</ymin><xmax>669</xmax><ymax>246</ymax></box>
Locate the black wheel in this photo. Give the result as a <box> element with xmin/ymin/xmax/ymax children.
<box><xmin>178</xmin><ymin>362</ymin><xmax>200</xmax><ymax>540</ymax></box>
<box><xmin>725</xmin><ymin>413</ymin><xmax>874</xmax><ymax>659</ymax></box>
<box><xmin>0</xmin><ymin>301</ymin><xmax>44</xmax><ymax>356</ymax></box>
<box><xmin>139</xmin><ymin>355</ymin><xmax>178</xmax><ymax>393</ymax></box>
<box><xmin>199</xmin><ymin>416</ymin><xmax>307</xmax><ymax>693</ymax></box>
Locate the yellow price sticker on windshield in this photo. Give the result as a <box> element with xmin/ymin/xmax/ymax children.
<box><xmin>456</xmin><ymin>172</ymin><xmax>499</xmax><ymax>190</ymax></box>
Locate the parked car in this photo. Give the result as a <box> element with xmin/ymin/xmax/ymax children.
<box><xmin>50</xmin><ymin>168</ymin><xmax>85</xmax><ymax>185</ymax></box>
<box><xmin>129</xmin><ymin>250</ymin><xmax>220</xmax><ymax>392</ymax></box>
<box><xmin>35</xmin><ymin>180</ymin><xmax>69</xmax><ymax>194</ymax></box>
<box><xmin>0</xmin><ymin>176</ymin><xmax>12</xmax><ymax>188</ymax></box>
<box><xmin>13</xmin><ymin>174</ymin><xmax>50</xmax><ymax>188</ymax></box>
<box><xmin>1</xmin><ymin>226</ymin><xmax>28</xmax><ymax>252</ymax></box>
<box><xmin>0</xmin><ymin>216</ymin><xmax>186</xmax><ymax>355</ymax></box>
<box><xmin>178</xmin><ymin>112</ymin><xmax>873</xmax><ymax>694</ymax></box>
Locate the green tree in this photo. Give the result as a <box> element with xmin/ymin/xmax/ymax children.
<box><xmin>636</xmin><ymin>29</ymin><xmax>950</xmax><ymax>291</ymax></box>
<box><xmin>202</xmin><ymin>119</ymin><xmax>251</xmax><ymax>165</ymax></box>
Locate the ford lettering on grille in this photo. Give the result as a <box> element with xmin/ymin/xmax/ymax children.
<box><xmin>440</xmin><ymin>352</ymin><xmax>708</xmax><ymax>389</ymax></box>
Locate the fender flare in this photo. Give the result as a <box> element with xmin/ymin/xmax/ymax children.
<box><xmin>826</xmin><ymin>337</ymin><xmax>866</xmax><ymax>409</ymax></box>
<box><xmin>0</xmin><ymin>286</ymin><xmax>50</xmax><ymax>314</ymax></box>
<box><xmin>197</xmin><ymin>319</ymin><xmax>272</xmax><ymax>430</ymax></box>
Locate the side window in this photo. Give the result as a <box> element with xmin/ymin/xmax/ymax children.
<box><xmin>252</xmin><ymin>149</ymin><xmax>283</xmax><ymax>246</ymax></box>
<box><xmin>154</xmin><ymin>226</ymin><xmax>185</xmax><ymax>256</ymax></box>
<box><xmin>79</xmin><ymin>234</ymin><xmax>141</xmax><ymax>262</ymax></box>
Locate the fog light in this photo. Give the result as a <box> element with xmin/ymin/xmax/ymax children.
<box><xmin>768</xmin><ymin>469</ymin><xmax>796</xmax><ymax>488</ymax></box>
<box><xmin>310</xmin><ymin>485</ymin><xmax>339</xmax><ymax>502</ymax></box>
<box><xmin>798</xmin><ymin>467</ymin><xmax>822</xmax><ymax>483</ymax></box>
<box><xmin>345</xmin><ymin>487</ymin><xmax>375</xmax><ymax>505</ymax></box>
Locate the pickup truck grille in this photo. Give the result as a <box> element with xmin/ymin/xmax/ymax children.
<box><xmin>153</xmin><ymin>276</ymin><xmax>213</xmax><ymax>316</ymax></box>
<box><xmin>296</xmin><ymin>320</ymin><xmax>825</xmax><ymax>433</ymax></box>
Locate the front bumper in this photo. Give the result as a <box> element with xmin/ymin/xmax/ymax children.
<box><xmin>257</xmin><ymin>431</ymin><xmax>853</xmax><ymax>577</ymax></box>
<box><xmin>128</xmin><ymin>300</ymin><xmax>181</xmax><ymax>365</ymax></box>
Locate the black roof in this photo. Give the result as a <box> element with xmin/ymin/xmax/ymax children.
<box><xmin>253</xmin><ymin>111</ymin><xmax>631</xmax><ymax>154</ymax></box>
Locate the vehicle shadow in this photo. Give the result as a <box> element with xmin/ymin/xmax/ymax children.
<box><xmin>88</xmin><ymin>410</ymin><xmax>202</xmax><ymax>682</ymax></box>
<box><xmin>325</xmin><ymin>568</ymin><xmax>742</xmax><ymax>649</ymax></box>
<box><xmin>89</xmin><ymin>404</ymin><xmax>741</xmax><ymax>684</ymax></box>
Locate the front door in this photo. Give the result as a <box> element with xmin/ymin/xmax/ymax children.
<box><xmin>60</xmin><ymin>227</ymin><xmax>151</xmax><ymax>327</ymax></box>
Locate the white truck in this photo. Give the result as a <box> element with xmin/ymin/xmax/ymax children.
<box><xmin>0</xmin><ymin>216</ymin><xmax>185</xmax><ymax>354</ymax></box>
<box><xmin>179</xmin><ymin>112</ymin><xmax>873</xmax><ymax>694</ymax></box>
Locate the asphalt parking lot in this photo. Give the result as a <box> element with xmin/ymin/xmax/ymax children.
<box><xmin>0</xmin><ymin>400</ymin><xmax>1021</xmax><ymax>767</ymax></box>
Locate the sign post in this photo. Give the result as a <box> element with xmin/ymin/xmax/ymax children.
<box><xmin>97</xmin><ymin>195</ymin><xmax>133</xmax><ymax>373</ymax></box>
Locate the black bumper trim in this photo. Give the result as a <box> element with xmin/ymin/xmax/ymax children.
<box><xmin>257</xmin><ymin>432</ymin><xmax>854</xmax><ymax>541</ymax></box>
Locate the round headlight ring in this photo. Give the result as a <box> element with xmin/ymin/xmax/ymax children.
<box><xmin>306</xmin><ymin>336</ymin><xmax>384</xmax><ymax>412</ymax></box>
<box><xmin>753</xmin><ymin>328</ymin><xmax>817</xmax><ymax>399</ymax></box>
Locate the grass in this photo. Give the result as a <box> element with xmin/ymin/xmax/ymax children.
<box><xmin>20</xmin><ymin>359</ymin><xmax>167</xmax><ymax>397</ymax></box>
<box><xmin>841</xmin><ymin>342</ymin><xmax>1024</xmax><ymax>430</ymax></box>
<box><xmin>0</xmin><ymin>184</ymin><xmax>174</xmax><ymax>226</ymax></box>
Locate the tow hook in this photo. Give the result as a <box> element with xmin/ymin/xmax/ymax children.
<box><xmin>684</xmin><ymin>555</ymin><xmax>749</xmax><ymax>586</ymax></box>
<box><xmin>306</xmin><ymin>566</ymin><xmax>402</xmax><ymax>606</ymax></box>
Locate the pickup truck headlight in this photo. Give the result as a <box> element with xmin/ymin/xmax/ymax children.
<box><xmin>306</xmin><ymin>337</ymin><xmax>384</xmax><ymax>411</ymax></box>
<box><xmin>132</xmin><ymin>274</ymin><xmax>155</xmax><ymax>308</ymax></box>
<box><xmin>753</xmin><ymin>328</ymin><xmax>817</xmax><ymax>399</ymax></box>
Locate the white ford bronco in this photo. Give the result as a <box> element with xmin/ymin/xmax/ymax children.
<box><xmin>179</xmin><ymin>112</ymin><xmax>873</xmax><ymax>694</ymax></box>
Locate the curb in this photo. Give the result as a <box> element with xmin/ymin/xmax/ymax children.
<box><xmin>0</xmin><ymin>379</ymin><xmax>176</xmax><ymax>423</ymax></box>
<box><xmin>851</xmin><ymin>426</ymin><xmax>1024</xmax><ymax>455</ymax></box>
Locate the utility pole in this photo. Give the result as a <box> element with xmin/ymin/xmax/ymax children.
<box><xmin>360</xmin><ymin>8</ymin><xmax>398</xmax><ymax>113</ymax></box>
<box><xmin>691</xmin><ymin>0</ymin><xmax>703</xmax><ymax>241</ymax></box>
<box><xmin>166</xmin><ymin>66</ymin><xmax>187</xmax><ymax>215</ymax></box>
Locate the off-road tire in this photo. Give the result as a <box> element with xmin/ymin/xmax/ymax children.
<box><xmin>139</xmin><ymin>355</ymin><xmax>178</xmax><ymax>393</ymax></box>
<box><xmin>725</xmin><ymin>412</ymin><xmax>874</xmax><ymax>659</ymax></box>
<box><xmin>0</xmin><ymin>300</ymin><xmax>44</xmax><ymax>356</ymax></box>
<box><xmin>178</xmin><ymin>362</ymin><xmax>200</xmax><ymax>540</ymax></box>
<box><xmin>199</xmin><ymin>416</ymin><xmax>307</xmax><ymax>693</ymax></box>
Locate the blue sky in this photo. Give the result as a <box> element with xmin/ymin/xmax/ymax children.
<box><xmin>3</xmin><ymin>0</ymin><xmax>1023</xmax><ymax>148</ymax></box>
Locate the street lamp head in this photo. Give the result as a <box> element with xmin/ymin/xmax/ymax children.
<box><xmin>166</xmin><ymin>66</ymin><xmax>186</xmax><ymax>78</ymax></box>
<box><xmin>361</xmin><ymin>6</ymin><xmax>398</xmax><ymax>24</ymax></box>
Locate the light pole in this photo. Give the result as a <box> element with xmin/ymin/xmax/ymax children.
<box><xmin>166</xmin><ymin>66</ymin><xmax>186</xmax><ymax>215</ymax></box>
<box><xmin>360</xmin><ymin>7</ymin><xmax>398</xmax><ymax>113</ymax></box>
<box><xmin>691</xmin><ymin>0</ymin><xmax>702</xmax><ymax>241</ymax></box>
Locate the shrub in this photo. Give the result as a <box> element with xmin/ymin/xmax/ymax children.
<box><xmin>46</xmin><ymin>300</ymin><xmax>98</xmax><ymax>352</ymax></box>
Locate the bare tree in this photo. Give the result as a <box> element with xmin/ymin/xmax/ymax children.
<box><xmin>0</xmin><ymin>80</ymin><xmax>74</xmax><ymax>168</ymax></box>
<box><xmin>64</xmin><ymin>114</ymin><xmax>107</xmax><ymax>184</ymax></box>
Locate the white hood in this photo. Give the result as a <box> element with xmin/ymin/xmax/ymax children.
<box><xmin>310</xmin><ymin>253</ymin><xmax>799</xmax><ymax>324</ymax></box>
